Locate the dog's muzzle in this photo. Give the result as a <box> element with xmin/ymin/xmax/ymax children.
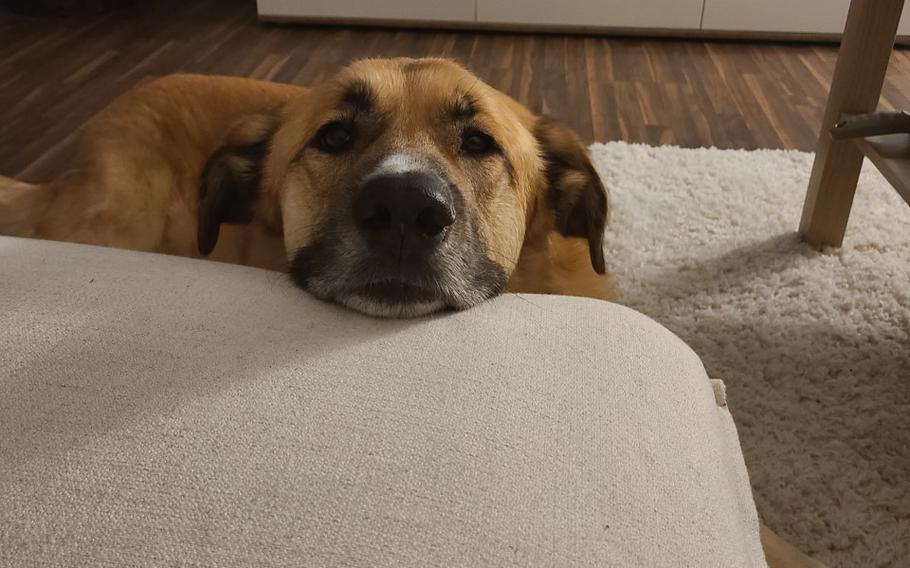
<box><xmin>289</xmin><ymin>155</ymin><xmax>506</xmax><ymax>318</ymax></box>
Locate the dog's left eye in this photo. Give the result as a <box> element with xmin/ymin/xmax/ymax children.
<box><xmin>461</xmin><ymin>129</ymin><xmax>499</xmax><ymax>157</ymax></box>
<box><xmin>313</xmin><ymin>122</ymin><xmax>355</xmax><ymax>154</ymax></box>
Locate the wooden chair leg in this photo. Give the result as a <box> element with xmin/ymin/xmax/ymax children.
<box><xmin>760</xmin><ymin>525</ymin><xmax>826</xmax><ymax>568</ymax></box>
<box><xmin>799</xmin><ymin>0</ymin><xmax>904</xmax><ymax>247</ymax></box>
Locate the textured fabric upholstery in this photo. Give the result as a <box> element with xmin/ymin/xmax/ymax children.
<box><xmin>0</xmin><ymin>237</ymin><xmax>765</xmax><ymax>567</ymax></box>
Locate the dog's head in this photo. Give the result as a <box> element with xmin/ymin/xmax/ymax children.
<box><xmin>199</xmin><ymin>58</ymin><xmax>607</xmax><ymax>317</ymax></box>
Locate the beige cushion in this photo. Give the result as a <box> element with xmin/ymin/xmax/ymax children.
<box><xmin>0</xmin><ymin>236</ymin><xmax>765</xmax><ymax>567</ymax></box>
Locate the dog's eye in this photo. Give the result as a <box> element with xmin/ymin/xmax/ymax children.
<box><xmin>461</xmin><ymin>129</ymin><xmax>498</xmax><ymax>157</ymax></box>
<box><xmin>313</xmin><ymin>122</ymin><xmax>355</xmax><ymax>154</ymax></box>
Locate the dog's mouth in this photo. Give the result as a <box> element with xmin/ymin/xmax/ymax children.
<box><xmin>334</xmin><ymin>278</ymin><xmax>448</xmax><ymax>318</ymax></box>
<box><xmin>289</xmin><ymin>245</ymin><xmax>507</xmax><ymax>318</ymax></box>
<box><xmin>334</xmin><ymin>281</ymin><xmax>449</xmax><ymax>318</ymax></box>
<box><xmin>355</xmin><ymin>279</ymin><xmax>439</xmax><ymax>304</ymax></box>
<box><xmin>289</xmin><ymin>247</ymin><xmax>457</xmax><ymax>318</ymax></box>
<box><xmin>288</xmin><ymin>198</ymin><xmax>508</xmax><ymax>318</ymax></box>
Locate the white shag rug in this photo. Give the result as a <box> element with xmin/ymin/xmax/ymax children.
<box><xmin>591</xmin><ymin>142</ymin><xmax>910</xmax><ymax>568</ymax></box>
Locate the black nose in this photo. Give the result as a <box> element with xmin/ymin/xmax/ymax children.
<box><xmin>353</xmin><ymin>172</ymin><xmax>456</xmax><ymax>261</ymax></box>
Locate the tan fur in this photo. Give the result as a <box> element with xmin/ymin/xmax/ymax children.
<box><xmin>4</xmin><ymin>75</ymin><xmax>303</xmax><ymax>270</ymax></box>
<box><xmin>0</xmin><ymin>60</ymin><xmax>614</xmax><ymax>303</ymax></box>
<box><xmin>0</xmin><ymin>176</ymin><xmax>52</xmax><ymax>237</ymax></box>
<box><xmin>508</xmin><ymin>234</ymin><xmax>615</xmax><ymax>300</ymax></box>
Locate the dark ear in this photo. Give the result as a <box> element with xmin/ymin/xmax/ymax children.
<box><xmin>535</xmin><ymin>117</ymin><xmax>608</xmax><ymax>274</ymax></box>
<box><xmin>198</xmin><ymin>113</ymin><xmax>279</xmax><ymax>255</ymax></box>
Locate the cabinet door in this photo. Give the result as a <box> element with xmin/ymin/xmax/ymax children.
<box><xmin>702</xmin><ymin>0</ymin><xmax>852</xmax><ymax>34</ymax></box>
<box><xmin>477</xmin><ymin>0</ymin><xmax>704</xmax><ymax>30</ymax></box>
<box><xmin>257</xmin><ymin>0</ymin><xmax>476</xmax><ymax>22</ymax></box>
<box><xmin>704</xmin><ymin>0</ymin><xmax>910</xmax><ymax>36</ymax></box>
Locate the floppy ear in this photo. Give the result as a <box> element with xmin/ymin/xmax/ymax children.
<box><xmin>198</xmin><ymin>113</ymin><xmax>279</xmax><ymax>255</ymax></box>
<box><xmin>534</xmin><ymin>118</ymin><xmax>608</xmax><ymax>274</ymax></box>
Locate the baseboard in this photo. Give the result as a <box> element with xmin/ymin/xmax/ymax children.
<box><xmin>258</xmin><ymin>14</ymin><xmax>910</xmax><ymax>46</ymax></box>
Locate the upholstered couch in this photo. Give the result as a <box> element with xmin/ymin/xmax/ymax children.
<box><xmin>0</xmin><ymin>236</ymin><xmax>765</xmax><ymax>567</ymax></box>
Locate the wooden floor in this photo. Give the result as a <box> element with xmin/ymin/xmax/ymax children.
<box><xmin>3</xmin><ymin>0</ymin><xmax>910</xmax><ymax>183</ymax></box>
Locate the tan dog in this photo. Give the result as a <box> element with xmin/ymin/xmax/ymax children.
<box><xmin>0</xmin><ymin>58</ymin><xmax>613</xmax><ymax>317</ymax></box>
<box><xmin>0</xmin><ymin>58</ymin><xmax>819</xmax><ymax>564</ymax></box>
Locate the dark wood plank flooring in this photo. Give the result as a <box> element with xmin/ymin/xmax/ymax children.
<box><xmin>3</xmin><ymin>0</ymin><xmax>910</xmax><ymax>182</ymax></box>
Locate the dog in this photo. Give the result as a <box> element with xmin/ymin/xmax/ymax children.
<box><xmin>0</xmin><ymin>58</ymin><xmax>818</xmax><ymax>562</ymax></box>
<box><xmin>0</xmin><ymin>58</ymin><xmax>613</xmax><ymax>317</ymax></box>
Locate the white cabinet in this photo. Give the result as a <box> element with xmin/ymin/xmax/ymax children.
<box><xmin>477</xmin><ymin>0</ymin><xmax>704</xmax><ymax>30</ymax></box>
<box><xmin>702</xmin><ymin>0</ymin><xmax>851</xmax><ymax>34</ymax></box>
<box><xmin>256</xmin><ymin>0</ymin><xmax>475</xmax><ymax>22</ymax></box>
<box><xmin>703</xmin><ymin>0</ymin><xmax>909</xmax><ymax>36</ymax></box>
<box><xmin>257</xmin><ymin>0</ymin><xmax>909</xmax><ymax>37</ymax></box>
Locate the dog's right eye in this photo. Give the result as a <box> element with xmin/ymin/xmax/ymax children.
<box><xmin>313</xmin><ymin>122</ymin><xmax>355</xmax><ymax>154</ymax></box>
<box><xmin>461</xmin><ymin>129</ymin><xmax>499</xmax><ymax>157</ymax></box>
